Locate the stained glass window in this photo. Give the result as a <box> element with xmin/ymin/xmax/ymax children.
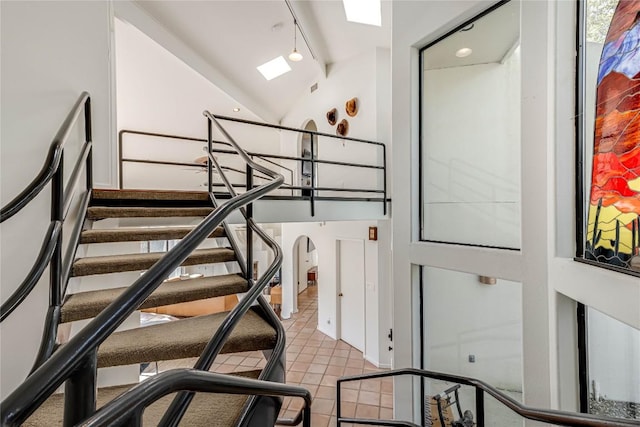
<box><xmin>583</xmin><ymin>0</ymin><xmax>640</xmax><ymax>274</ymax></box>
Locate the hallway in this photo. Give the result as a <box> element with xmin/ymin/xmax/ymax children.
<box><xmin>277</xmin><ymin>286</ymin><xmax>392</xmax><ymax>425</ymax></box>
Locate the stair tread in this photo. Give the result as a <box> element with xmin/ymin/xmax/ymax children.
<box><xmin>93</xmin><ymin>188</ymin><xmax>210</xmax><ymax>201</ymax></box>
<box><xmin>80</xmin><ymin>226</ymin><xmax>225</xmax><ymax>244</ymax></box>
<box><xmin>97</xmin><ymin>308</ymin><xmax>276</xmax><ymax>368</ymax></box>
<box><xmin>61</xmin><ymin>274</ymin><xmax>249</xmax><ymax>323</ymax></box>
<box><xmin>72</xmin><ymin>248</ymin><xmax>236</xmax><ymax>277</ymax></box>
<box><xmin>24</xmin><ymin>370</ymin><xmax>261</xmax><ymax>426</ymax></box>
<box><xmin>87</xmin><ymin>206</ymin><xmax>215</xmax><ymax>220</ymax></box>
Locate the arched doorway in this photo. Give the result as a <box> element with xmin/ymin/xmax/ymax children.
<box><xmin>292</xmin><ymin>235</ymin><xmax>318</xmax><ymax>294</ymax></box>
<box><xmin>299</xmin><ymin>120</ymin><xmax>318</xmax><ymax>197</ymax></box>
<box><xmin>292</xmin><ymin>235</ymin><xmax>318</xmax><ymax>321</ymax></box>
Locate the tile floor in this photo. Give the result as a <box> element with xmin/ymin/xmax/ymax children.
<box><xmin>275</xmin><ymin>286</ymin><xmax>393</xmax><ymax>426</ymax></box>
<box><xmin>151</xmin><ymin>286</ymin><xmax>393</xmax><ymax>426</ymax></box>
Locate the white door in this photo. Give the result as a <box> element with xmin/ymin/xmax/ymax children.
<box><xmin>338</xmin><ymin>239</ymin><xmax>365</xmax><ymax>352</ymax></box>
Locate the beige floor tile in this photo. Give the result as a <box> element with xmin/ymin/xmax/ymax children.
<box><xmin>276</xmin><ymin>287</ymin><xmax>389</xmax><ymax>423</ymax></box>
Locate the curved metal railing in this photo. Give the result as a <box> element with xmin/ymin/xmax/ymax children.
<box><xmin>80</xmin><ymin>370</ymin><xmax>311</xmax><ymax>427</ymax></box>
<box><xmin>336</xmin><ymin>368</ymin><xmax>640</xmax><ymax>427</ymax></box>
<box><xmin>0</xmin><ymin>92</ymin><xmax>92</xmax><ymax>222</ymax></box>
<box><xmin>0</xmin><ymin>92</ymin><xmax>93</xmax><ymax>324</ymax></box>
<box><xmin>0</xmin><ymin>112</ymin><xmax>287</xmax><ymax>426</ymax></box>
<box><xmin>158</xmin><ymin>112</ymin><xmax>289</xmax><ymax>425</ymax></box>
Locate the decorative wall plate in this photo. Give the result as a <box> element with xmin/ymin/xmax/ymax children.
<box><xmin>336</xmin><ymin>119</ymin><xmax>349</xmax><ymax>137</ymax></box>
<box><xmin>345</xmin><ymin>97</ymin><xmax>358</xmax><ymax>117</ymax></box>
<box><xmin>326</xmin><ymin>108</ymin><xmax>337</xmax><ymax>125</ymax></box>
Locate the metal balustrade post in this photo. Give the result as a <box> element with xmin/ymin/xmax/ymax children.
<box><xmin>84</xmin><ymin>98</ymin><xmax>93</xmax><ymax>191</ymax></box>
<box><xmin>336</xmin><ymin>382</ymin><xmax>342</xmax><ymax>426</ymax></box>
<box><xmin>382</xmin><ymin>144</ymin><xmax>387</xmax><ymax>215</ymax></box>
<box><xmin>246</xmin><ymin>163</ymin><xmax>254</xmax><ymax>282</ymax></box>
<box><xmin>63</xmin><ymin>350</ymin><xmax>97</xmax><ymax>427</ymax></box>
<box><xmin>207</xmin><ymin>119</ymin><xmax>213</xmax><ymax>194</ymax></box>
<box><xmin>302</xmin><ymin>406</ymin><xmax>311</xmax><ymax>427</ymax></box>
<box><xmin>310</xmin><ymin>134</ymin><xmax>315</xmax><ymax>217</ymax></box>
<box><xmin>475</xmin><ymin>388</ymin><xmax>485</xmax><ymax>427</ymax></box>
<box><xmin>50</xmin><ymin>156</ymin><xmax>64</xmax><ymax>307</ymax></box>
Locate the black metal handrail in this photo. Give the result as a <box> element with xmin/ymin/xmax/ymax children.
<box><xmin>118</xmin><ymin>124</ymin><xmax>388</xmax><ymax>216</ymax></box>
<box><xmin>79</xmin><ymin>369</ymin><xmax>312</xmax><ymax>427</ymax></box>
<box><xmin>158</xmin><ymin>111</ymin><xmax>288</xmax><ymax>426</ymax></box>
<box><xmin>0</xmin><ymin>92</ymin><xmax>92</xmax><ymax>222</ymax></box>
<box><xmin>0</xmin><ymin>92</ymin><xmax>93</xmax><ymax>327</ymax></box>
<box><xmin>0</xmin><ymin>221</ymin><xmax>61</xmax><ymax>321</ymax></box>
<box><xmin>336</xmin><ymin>368</ymin><xmax>640</xmax><ymax>427</ymax></box>
<box><xmin>0</xmin><ymin>156</ymin><xmax>283</xmax><ymax>426</ymax></box>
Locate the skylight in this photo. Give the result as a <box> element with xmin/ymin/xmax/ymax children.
<box><xmin>257</xmin><ymin>56</ymin><xmax>291</xmax><ymax>81</ymax></box>
<box><xmin>343</xmin><ymin>0</ymin><xmax>381</xmax><ymax>27</ymax></box>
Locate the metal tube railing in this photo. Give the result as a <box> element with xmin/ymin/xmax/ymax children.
<box><xmin>158</xmin><ymin>111</ymin><xmax>286</xmax><ymax>426</ymax></box>
<box><xmin>117</xmin><ymin>126</ymin><xmax>388</xmax><ymax>215</ymax></box>
<box><xmin>79</xmin><ymin>369</ymin><xmax>312</xmax><ymax>427</ymax></box>
<box><xmin>336</xmin><ymin>368</ymin><xmax>640</xmax><ymax>427</ymax></box>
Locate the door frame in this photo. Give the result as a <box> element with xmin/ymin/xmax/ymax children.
<box><xmin>336</xmin><ymin>238</ymin><xmax>366</xmax><ymax>353</ymax></box>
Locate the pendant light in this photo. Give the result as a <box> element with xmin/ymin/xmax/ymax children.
<box><xmin>289</xmin><ymin>20</ymin><xmax>303</xmax><ymax>62</ymax></box>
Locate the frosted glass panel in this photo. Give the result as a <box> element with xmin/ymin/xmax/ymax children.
<box><xmin>420</xmin><ymin>1</ymin><xmax>521</xmax><ymax>249</ymax></box>
<box><xmin>588</xmin><ymin>307</ymin><xmax>640</xmax><ymax>420</ymax></box>
<box><xmin>422</xmin><ymin>267</ymin><xmax>523</xmax><ymax>396</ymax></box>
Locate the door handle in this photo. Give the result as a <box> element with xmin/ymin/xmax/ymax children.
<box><xmin>338</xmin><ymin>293</ymin><xmax>343</xmax><ymax>297</ymax></box>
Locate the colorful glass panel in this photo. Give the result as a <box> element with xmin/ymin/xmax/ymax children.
<box><xmin>586</xmin><ymin>0</ymin><xmax>640</xmax><ymax>272</ymax></box>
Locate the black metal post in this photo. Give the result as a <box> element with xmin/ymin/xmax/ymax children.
<box><xmin>577</xmin><ymin>303</ymin><xmax>589</xmax><ymax>413</ymax></box>
<box><xmin>207</xmin><ymin>119</ymin><xmax>213</xmax><ymax>194</ymax></box>
<box><xmin>310</xmin><ymin>133</ymin><xmax>315</xmax><ymax>217</ymax></box>
<box><xmin>337</xmin><ymin>381</ymin><xmax>342</xmax><ymax>426</ymax></box>
<box><xmin>419</xmin><ymin>268</ymin><xmax>425</xmax><ymax>427</ymax></box>
<box><xmin>50</xmin><ymin>157</ymin><xmax>64</xmax><ymax>307</ymax></box>
<box><xmin>302</xmin><ymin>406</ymin><xmax>311</xmax><ymax>427</ymax></box>
<box><xmin>475</xmin><ymin>388</ymin><xmax>485</xmax><ymax>427</ymax></box>
<box><xmin>246</xmin><ymin>163</ymin><xmax>254</xmax><ymax>282</ymax></box>
<box><xmin>382</xmin><ymin>144</ymin><xmax>387</xmax><ymax>215</ymax></box>
<box><xmin>84</xmin><ymin>98</ymin><xmax>93</xmax><ymax>191</ymax></box>
<box><xmin>63</xmin><ymin>351</ymin><xmax>97</xmax><ymax>427</ymax></box>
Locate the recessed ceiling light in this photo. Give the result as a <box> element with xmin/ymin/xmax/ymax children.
<box><xmin>233</xmin><ymin>107</ymin><xmax>240</xmax><ymax>112</ymax></box>
<box><xmin>456</xmin><ymin>47</ymin><xmax>473</xmax><ymax>58</ymax></box>
<box><xmin>343</xmin><ymin>0</ymin><xmax>381</xmax><ymax>27</ymax></box>
<box><xmin>257</xmin><ymin>56</ymin><xmax>291</xmax><ymax>81</ymax></box>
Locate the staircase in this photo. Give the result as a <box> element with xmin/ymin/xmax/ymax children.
<box><xmin>0</xmin><ymin>94</ymin><xmax>310</xmax><ymax>427</ymax></box>
<box><xmin>21</xmin><ymin>188</ymin><xmax>281</xmax><ymax>426</ymax></box>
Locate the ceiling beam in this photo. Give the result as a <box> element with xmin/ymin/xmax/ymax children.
<box><xmin>285</xmin><ymin>0</ymin><xmax>328</xmax><ymax>78</ymax></box>
<box><xmin>114</xmin><ymin>0</ymin><xmax>278</xmax><ymax>123</ymax></box>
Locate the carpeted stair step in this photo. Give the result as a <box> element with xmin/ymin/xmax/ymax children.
<box><xmin>72</xmin><ymin>248</ymin><xmax>236</xmax><ymax>277</ymax></box>
<box><xmin>93</xmin><ymin>188</ymin><xmax>211</xmax><ymax>202</ymax></box>
<box><xmin>61</xmin><ymin>274</ymin><xmax>249</xmax><ymax>323</ymax></box>
<box><xmin>80</xmin><ymin>226</ymin><xmax>225</xmax><ymax>244</ymax></box>
<box><xmin>24</xmin><ymin>370</ymin><xmax>261</xmax><ymax>426</ymax></box>
<box><xmin>87</xmin><ymin>206</ymin><xmax>215</xmax><ymax>220</ymax></box>
<box><xmin>97</xmin><ymin>308</ymin><xmax>276</xmax><ymax>368</ymax></box>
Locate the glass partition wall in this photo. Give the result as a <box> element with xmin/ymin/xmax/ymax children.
<box><xmin>420</xmin><ymin>0</ymin><xmax>521</xmax><ymax>249</ymax></box>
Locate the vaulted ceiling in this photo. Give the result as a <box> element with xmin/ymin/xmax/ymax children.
<box><xmin>129</xmin><ymin>1</ymin><xmax>391</xmax><ymax>122</ymax></box>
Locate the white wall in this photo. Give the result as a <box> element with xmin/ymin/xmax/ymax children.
<box><xmin>422</xmin><ymin>51</ymin><xmax>521</xmax><ymax>249</ymax></box>
<box><xmin>391</xmin><ymin>0</ymin><xmax>640</xmax><ymax>423</ymax></box>
<box><xmin>115</xmin><ymin>18</ymin><xmax>280</xmax><ymax>191</ymax></box>
<box><xmin>281</xmin><ymin>221</ymin><xmax>391</xmax><ymax>367</ymax></box>
<box><xmin>0</xmin><ymin>0</ymin><xmax>114</xmax><ymax>398</ymax></box>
